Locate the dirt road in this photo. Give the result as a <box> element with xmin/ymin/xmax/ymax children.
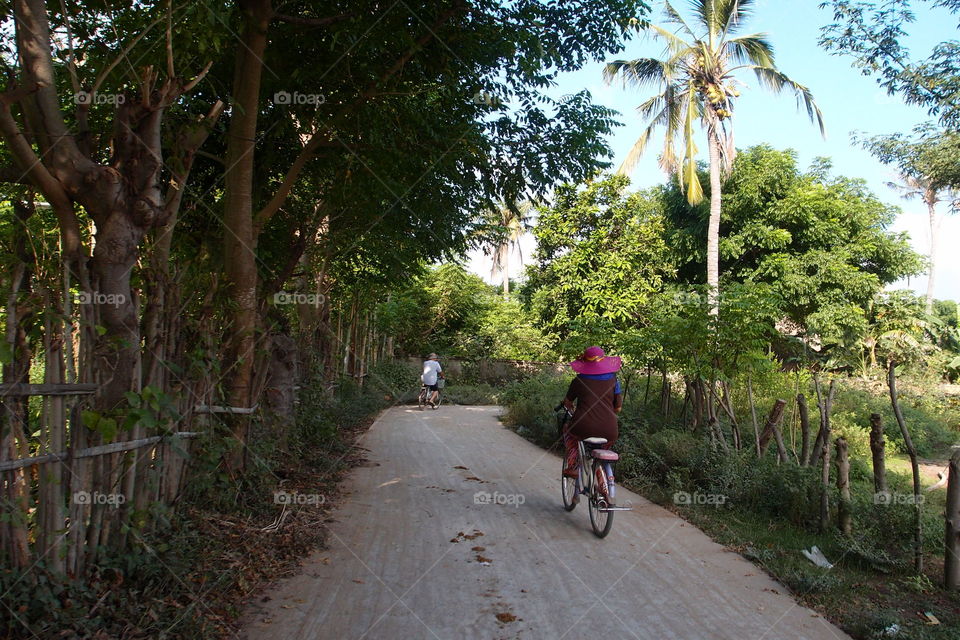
<box><xmin>241</xmin><ymin>405</ymin><xmax>850</xmax><ymax>640</ymax></box>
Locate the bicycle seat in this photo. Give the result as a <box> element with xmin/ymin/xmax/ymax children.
<box><xmin>591</xmin><ymin>449</ymin><xmax>619</xmax><ymax>461</ymax></box>
<box><xmin>582</xmin><ymin>437</ymin><xmax>607</xmax><ymax>445</ymax></box>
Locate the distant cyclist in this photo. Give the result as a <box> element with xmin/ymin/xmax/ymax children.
<box><xmin>562</xmin><ymin>346</ymin><xmax>623</xmax><ymax>480</ymax></box>
<box><xmin>421</xmin><ymin>353</ymin><xmax>444</xmax><ymax>408</ymax></box>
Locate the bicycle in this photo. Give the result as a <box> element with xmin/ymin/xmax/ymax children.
<box><xmin>555</xmin><ymin>404</ymin><xmax>630</xmax><ymax>538</ymax></box>
<box><xmin>417</xmin><ymin>378</ymin><xmax>444</xmax><ymax>410</ymax></box>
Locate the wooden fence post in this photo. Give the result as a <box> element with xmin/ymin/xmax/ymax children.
<box><xmin>836</xmin><ymin>437</ymin><xmax>851</xmax><ymax>536</ymax></box>
<box><xmin>869</xmin><ymin>413</ymin><xmax>888</xmax><ymax>495</ymax></box>
<box><xmin>757</xmin><ymin>399</ymin><xmax>787</xmax><ymax>460</ymax></box>
<box><xmin>945</xmin><ymin>449</ymin><xmax>960</xmax><ymax>590</ymax></box>
<box><xmin>798</xmin><ymin>393</ymin><xmax>810</xmax><ymax>465</ymax></box>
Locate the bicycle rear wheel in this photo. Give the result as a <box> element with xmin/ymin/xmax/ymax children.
<box><xmin>588</xmin><ymin>460</ymin><xmax>614</xmax><ymax>538</ymax></box>
<box><xmin>561</xmin><ymin>456</ymin><xmax>577</xmax><ymax>511</ymax></box>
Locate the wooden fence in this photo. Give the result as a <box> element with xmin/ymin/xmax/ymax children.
<box><xmin>0</xmin><ymin>383</ymin><xmax>199</xmax><ymax>577</ymax></box>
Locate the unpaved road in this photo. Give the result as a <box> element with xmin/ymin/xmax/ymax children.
<box><xmin>241</xmin><ymin>406</ymin><xmax>850</xmax><ymax>640</ymax></box>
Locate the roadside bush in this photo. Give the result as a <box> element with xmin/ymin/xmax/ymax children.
<box><xmin>831</xmin><ymin>411</ymin><xmax>873</xmax><ymax>460</ymax></box>
<box><xmin>368</xmin><ymin>359</ymin><xmax>419</xmax><ymax>401</ymax></box>
<box><xmin>500</xmin><ymin>373</ymin><xmax>568</xmax><ymax>446</ymax></box>
<box><xmin>642</xmin><ymin>428</ymin><xmax>700</xmax><ymax>473</ymax></box>
<box><xmin>443</xmin><ymin>382</ymin><xmax>499</xmax><ymax>405</ymax></box>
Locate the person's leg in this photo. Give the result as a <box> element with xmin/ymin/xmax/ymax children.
<box><xmin>562</xmin><ymin>430</ymin><xmax>579</xmax><ymax>477</ymax></box>
<box><xmin>602</xmin><ymin>441</ymin><xmax>616</xmax><ymax>501</ymax></box>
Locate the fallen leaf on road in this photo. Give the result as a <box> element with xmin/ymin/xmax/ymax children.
<box><xmin>471</xmin><ymin>546</ymin><xmax>486</xmax><ymax>552</ymax></box>
<box><xmin>453</xmin><ymin>466</ymin><xmax>469</xmax><ymax>470</ymax></box>
<box><xmin>495</xmin><ymin>613</ymin><xmax>517</xmax><ymax>623</ymax></box>
<box><xmin>475</xmin><ymin>555</ymin><xmax>492</xmax><ymax>563</ymax></box>
<box><xmin>352</xmin><ymin>579</ymin><xmax>364</xmax><ymax>584</ymax></box>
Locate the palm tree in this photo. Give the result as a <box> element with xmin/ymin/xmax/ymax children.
<box><xmin>477</xmin><ymin>201</ymin><xmax>533</xmax><ymax>297</ymax></box>
<box><xmin>604</xmin><ymin>0</ymin><xmax>824</xmax><ymax>314</ymax></box>
<box><xmin>886</xmin><ymin>174</ymin><xmax>952</xmax><ymax>315</ymax></box>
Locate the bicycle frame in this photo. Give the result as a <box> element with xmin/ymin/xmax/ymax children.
<box><xmin>575</xmin><ymin>440</ymin><xmax>615</xmax><ymax>502</ymax></box>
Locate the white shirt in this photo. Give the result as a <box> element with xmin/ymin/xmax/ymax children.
<box><xmin>421</xmin><ymin>360</ymin><xmax>442</xmax><ymax>385</ymax></box>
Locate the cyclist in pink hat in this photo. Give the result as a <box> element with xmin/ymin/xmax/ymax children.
<box><xmin>561</xmin><ymin>346</ymin><xmax>623</xmax><ymax>479</ymax></box>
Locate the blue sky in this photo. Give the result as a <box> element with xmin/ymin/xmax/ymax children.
<box><xmin>469</xmin><ymin>0</ymin><xmax>959</xmax><ymax>302</ymax></box>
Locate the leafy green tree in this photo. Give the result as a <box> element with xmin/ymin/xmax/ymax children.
<box><xmin>857</xmin><ymin>127</ymin><xmax>960</xmax><ymax>312</ymax></box>
<box><xmin>663</xmin><ymin>146</ymin><xmax>923</xmax><ymax>348</ymax></box>
<box><xmin>377</xmin><ymin>263</ymin><xmax>551</xmax><ymax>360</ymax></box>
<box><xmin>522</xmin><ymin>174</ymin><xmax>674</xmax><ymax>359</ymax></box>
<box><xmin>604</xmin><ymin>0</ymin><xmax>823</xmax><ymax>314</ymax></box>
<box><xmin>820</xmin><ymin>0</ymin><xmax>960</xmax><ymax>128</ymax></box>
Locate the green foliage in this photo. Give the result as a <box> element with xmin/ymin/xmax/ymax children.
<box><xmin>664</xmin><ymin>146</ymin><xmax>923</xmax><ymax>345</ymax></box>
<box><xmin>522</xmin><ymin>173</ymin><xmax>674</xmax><ymax>360</ymax></box>
<box><xmin>857</xmin><ymin>126</ymin><xmax>960</xmax><ymax>193</ymax></box>
<box><xmin>377</xmin><ymin>263</ymin><xmax>552</xmax><ymax>360</ymax></box>
<box><xmin>820</xmin><ymin>0</ymin><xmax>960</xmax><ymax>128</ymax></box>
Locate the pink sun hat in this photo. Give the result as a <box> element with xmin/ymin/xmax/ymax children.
<box><xmin>569</xmin><ymin>346</ymin><xmax>622</xmax><ymax>375</ymax></box>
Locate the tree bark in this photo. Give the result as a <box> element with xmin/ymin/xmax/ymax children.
<box><xmin>869</xmin><ymin>412</ymin><xmax>888</xmax><ymax>495</ymax></box>
<box><xmin>888</xmin><ymin>359</ymin><xmax>923</xmax><ymax>573</ymax></box>
<box><xmin>222</xmin><ymin>0</ymin><xmax>273</xmax><ymax>471</ymax></box>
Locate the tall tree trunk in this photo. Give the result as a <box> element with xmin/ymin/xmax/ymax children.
<box><xmin>502</xmin><ymin>246</ymin><xmax>510</xmax><ymax>297</ymax></box>
<box><xmin>925</xmin><ymin>195</ymin><xmax>939</xmax><ymax>315</ymax></box>
<box><xmin>706</xmin><ymin>126</ymin><xmax>722</xmax><ymax>316</ymax></box>
<box><xmin>222</xmin><ymin>0</ymin><xmax>273</xmax><ymax>471</ymax></box>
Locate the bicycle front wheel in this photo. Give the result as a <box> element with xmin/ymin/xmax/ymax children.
<box><xmin>588</xmin><ymin>461</ymin><xmax>614</xmax><ymax>538</ymax></box>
